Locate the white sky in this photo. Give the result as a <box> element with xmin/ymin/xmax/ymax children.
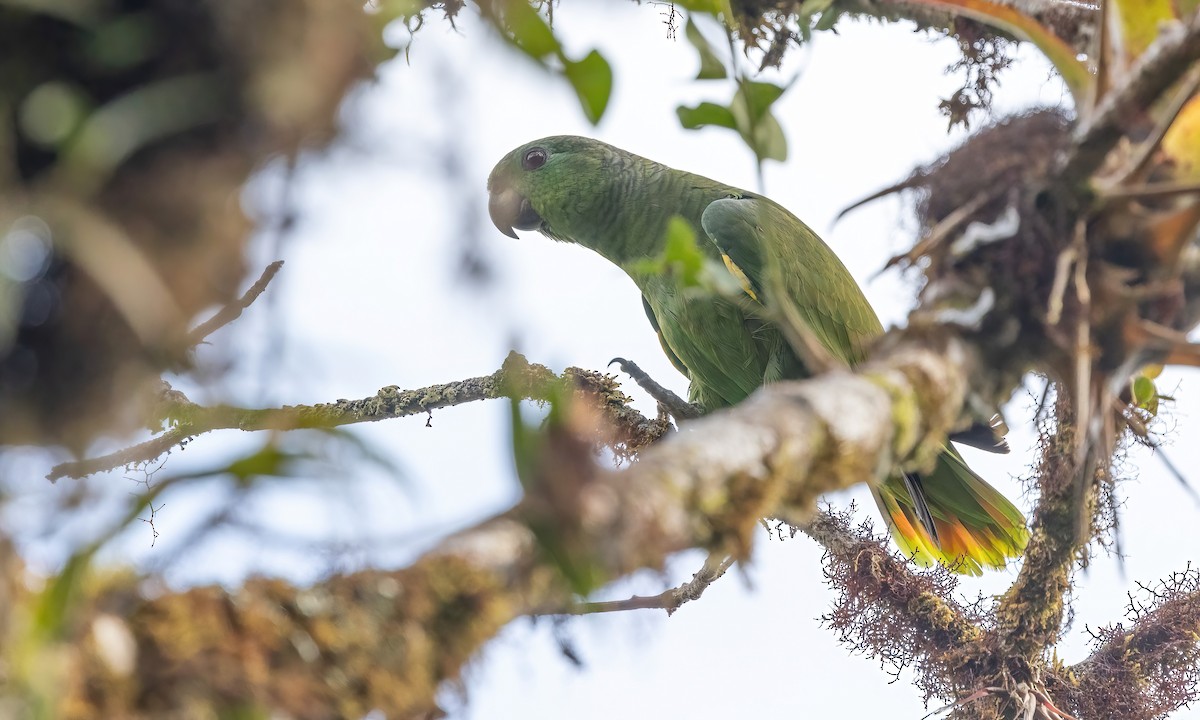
<box><xmin>5</xmin><ymin>2</ymin><xmax>1200</xmax><ymax>718</ymax></box>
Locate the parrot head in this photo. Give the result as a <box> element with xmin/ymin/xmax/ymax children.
<box><xmin>487</xmin><ymin>135</ymin><xmax>614</xmax><ymax>242</ymax></box>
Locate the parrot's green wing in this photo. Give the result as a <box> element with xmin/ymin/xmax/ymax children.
<box><xmin>699</xmin><ymin>195</ymin><xmax>1027</xmax><ymax>574</ymax></box>
<box><xmin>700</xmin><ymin>196</ymin><xmax>882</xmax><ymax>369</ymax></box>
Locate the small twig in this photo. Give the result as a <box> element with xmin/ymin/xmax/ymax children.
<box><xmin>834</xmin><ymin>174</ymin><xmax>927</xmax><ymax>223</ymax></box>
<box><xmin>1100</xmin><ymin>179</ymin><xmax>1200</xmax><ymax>202</ymax></box>
<box><xmin>1152</xmin><ymin>441</ymin><xmax>1200</xmax><ymax>505</ymax></box>
<box><xmin>186</xmin><ymin>260</ymin><xmax>285</xmax><ymax>347</ymax></box>
<box><xmin>609</xmin><ymin>357</ymin><xmax>702</xmax><ymax>420</ymax></box>
<box><xmin>544</xmin><ymin>554</ymin><xmax>734</xmax><ymax>616</ymax></box>
<box><xmin>921</xmin><ymin>688</ymin><xmax>996</xmax><ymax>720</ymax></box>
<box><xmin>886</xmin><ymin>190</ymin><xmax>1002</xmax><ymax>270</ymax></box>
<box><xmin>1046</xmin><ymin>243</ymin><xmax>1078</xmax><ymax>326</ymax></box>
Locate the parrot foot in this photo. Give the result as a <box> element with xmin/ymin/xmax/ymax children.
<box><xmin>609</xmin><ymin>357</ymin><xmax>704</xmax><ymax>422</ymax></box>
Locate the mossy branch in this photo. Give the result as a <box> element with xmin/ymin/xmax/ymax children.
<box><xmin>994</xmin><ymin>397</ymin><xmax>1094</xmax><ymax>660</ymax></box>
<box><xmin>1060</xmin><ymin>567</ymin><xmax>1200</xmax><ymax>719</ymax></box>
<box><xmin>799</xmin><ymin>509</ymin><xmax>986</xmax><ymax>701</ymax></box>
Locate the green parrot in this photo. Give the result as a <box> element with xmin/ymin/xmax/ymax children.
<box><xmin>487</xmin><ymin>135</ymin><xmax>1028</xmax><ymax>574</ymax></box>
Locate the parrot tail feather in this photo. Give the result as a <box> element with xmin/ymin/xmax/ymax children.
<box><xmin>873</xmin><ymin>446</ymin><xmax>1029</xmax><ymax>576</ymax></box>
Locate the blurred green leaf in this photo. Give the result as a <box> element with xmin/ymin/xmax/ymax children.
<box><xmin>500</xmin><ymin>0</ymin><xmax>559</xmax><ymax>59</ymax></box>
<box><xmin>224</xmin><ymin>444</ymin><xmax>303</xmax><ymax>482</ymax></box>
<box><xmin>677</xmin><ymin>101</ymin><xmax>737</xmax><ymax>130</ymax></box>
<box><xmin>679</xmin><ymin>77</ymin><xmax>790</xmax><ymax>166</ymax></box>
<box><xmin>34</xmin><ymin>551</ymin><xmax>92</xmax><ymax>638</ymax></box>
<box><xmin>730</xmin><ymin>80</ymin><xmax>789</xmax><ymax>163</ymax></box>
<box><xmin>1111</xmin><ymin>0</ymin><xmax>1177</xmax><ymax>60</ymax></box>
<box><xmin>798</xmin><ymin>0</ymin><xmax>835</xmax><ymax>15</ymax></box>
<box><xmin>673</xmin><ymin>0</ymin><xmax>729</xmax><ymax>13</ymax></box>
<box><xmin>738</xmin><ymin>80</ymin><xmax>785</xmax><ymax>123</ymax></box>
<box><xmin>1132</xmin><ymin>374</ymin><xmax>1160</xmax><ymax>416</ymax></box>
<box><xmin>563</xmin><ymin>49</ymin><xmax>612</xmax><ymax>125</ymax></box>
<box><xmin>750</xmin><ymin>110</ymin><xmax>788</xmax><ymax>162</ymax></box>
<box><xmin>685</xmin><ymin>17</ymin><xmax>727</xmax><ymax>80</ymax></box>
<box><xmin>509</xmin><ymin>397</ymin><xmax>538</xmax><ymax>491</ymax></box>
<box><xmin>814</xmin><ymin>6</ymin><xmax>842</xmax><ymax>30</ymax></box>
<box><xmin>632</xmin><ymin>217</ymin><xmax>706</xmax><ymax>288</ymax></box>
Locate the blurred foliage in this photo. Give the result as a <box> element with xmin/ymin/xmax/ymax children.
<box><xmin>0</xmin><ymin>0</ymin><xmax>390</xmax><ymax>449</ymax></box>
<box><xmin>476</xmin><ymin>0</ymin><xmax>613</xmax><ymax>124</ymax></box>
<box><xmin>676</xmin><ymin>15</ymin><xmax>789</xmax><ymax>175</ymax></box>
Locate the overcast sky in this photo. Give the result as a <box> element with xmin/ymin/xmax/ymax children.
<box><xmin>6</xmin><ymin>2</ymin><xmax>1200</xmax><ymax>718</ymax></box>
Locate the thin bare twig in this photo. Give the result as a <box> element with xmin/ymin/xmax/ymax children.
<box><xmin>186</xmin><ymin>260</ymin><xmax>285</xmax><ymax>346</ymax></box>
<box><xmin>543</xmin><ymin>554</ymin><xmax>735</xmax><ymax>616</ymax></box>
<box><xmin>1100</xmin><ymin>179</ymin><xmax>1200</xmax><ymax>202</ymax></box>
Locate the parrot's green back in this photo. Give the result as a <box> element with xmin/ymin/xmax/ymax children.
<box><xmin>487</xmin><ymin>136</ymin><xmax>1028</xmax><ymax>574</ymax></box>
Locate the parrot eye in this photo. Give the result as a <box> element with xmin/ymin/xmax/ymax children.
<box><xmin>522</xmin><ymin>147</ymin><xmax>548</xmax><ymax>171</ymax></box>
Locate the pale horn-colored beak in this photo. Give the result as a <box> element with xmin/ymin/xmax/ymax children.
<box><xmin>487</xmin><ymin>187</ymin><xmax>541</xmax><ymax>238</ymax></box>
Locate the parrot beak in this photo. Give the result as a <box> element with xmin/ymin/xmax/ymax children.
<box><xmin>488</xmin><ymin>187</ymin><xmax>542</xmax><ymax>238</ymax></box>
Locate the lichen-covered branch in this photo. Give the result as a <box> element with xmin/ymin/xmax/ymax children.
<box><xmin>47</xmin><ymin>352</ymin><xmax>670</xmax><ymax>481</ymax></box>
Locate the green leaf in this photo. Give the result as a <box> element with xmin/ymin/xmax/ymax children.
<box><xmin>1132</xmin><ymin>374</ymin><xmax>1160</xmax><ymax>415</ymax></box>
<box><xmin>738</xmin><ymin>80</ymin><xmax>785</xmax><ymax>123</ymax></box>
<box><xmin>663</xmin><ymin>217</ymin><xmax>705</xmax><ymax>287</ymax></box>
<box><xmin>679</xmin><ymin>79</ymin><xmax>790</xmax><ymax>165</ymax></box>
<box><xmin>750</xmin><ymin>110</ymin><xmax>788</xmax><ymax>162</ymax></box>
<box><xmin>633</xmin><ymin>217</ymin><xmax>706</xmax><ymax>287</ymax></box>
<box><xmin>685</xmin><ymin>17</ymin><xmax>727</xmax><ymax>80</ymax></box>
<box><xmin>814</xmin><ymin>6</ymin><xmax>842</xmax><ymax>31</ymax></box>
<box><xmin>500</xmin><ymin>0</ymin><xmax>559</xmax><ymax>59</ymax></box>
<box><xmin>563</xmin><ymin>49</ymin><xmax>612</xmax><ymax>125</ymax></box>
<box><xmin>1111</xmin><ymin>0</ymin><xmax>1177</xmax><ymax>60</ymax></box>
<box><xmin>34</xmin><ymin>552</ymin><xmax>92</xmax><ymax>638</ymax></box>
<box><xmin>509</xmin><ymin>397</ymin><xmax>539</xmax><ymax>491</ymax></box>
<box><xmin>798</xmin><ymin>0</ymin><xmax>835</xmax><ymax>16</ymax></box>
<box><xmin>677</xmin><ymin>101</ymin><xmax>737</xmax><ymax>130</ymax></box>
<box><xmin>674</xmin><ymin>0</ymin><xmax>728</xmax><ymax>13</ymax></box>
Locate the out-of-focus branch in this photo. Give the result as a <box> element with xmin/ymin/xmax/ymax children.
<box><xmin>47</xmin><ymin>352</ymin><xmax>670</xmax><ymax>481</ymax></box>
<box><xmin>1063</xmin><ymin>9</ymin><xmax>1200</xmax><ymax>186</ymax></box>
<box><xmin>544</xmin><ymin>554</ymin><xmax>734</xmax><ymax>616</ymax></box>
<box><xmin>186</xmin><ymin>260</ymin><xmax>285</xmax><ymax>347</ymax></box>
